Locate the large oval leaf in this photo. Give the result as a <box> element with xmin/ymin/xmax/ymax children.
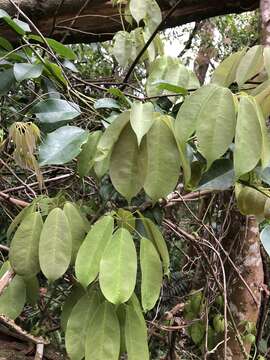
<box><xmin>66</xmin><ymin>291</ymin><xmax>100</xmax><ymax>360</ymax></box>
<box><xmin>39</xmin><ymin>208</ymin><xmax>72</xmax><ymax>282</ymax></box>
<box><xmin>195</xmin><ymin>86</ymin><xmax>236</xmax><ymax>168</ymax></box>
<box><xmin>143</xmin><ymin>114</ymin><xmax>180</xmax><ymax>202</ymax></box>
<box><xmin>146</xmin><ymin>56</ymin><xmax>189</xmax><ymax>97</ymax></box>
<box><xmin>140</xmin><ymin>237</ymin><xmax>163</xmax><ymax>312</ymax></box>
<box><xmin>99</xmin><ymin>228</ymin><xmax>137</xmax><ymax>304</ymax></box>
<box><xmin>77</xmin><ymin>131</ymin><xmax>102</xmax><ymax>177</ymax></box>
<box><xmin>110</xmin><ymin>123</ymin><xmax>144</xmax><ymax>202</ymax></box>
<box><xmin>139</xmin><ymin>215</ymin><xmax>170</xmax><ymax>275</ymax></box>
<box><xmin>85</xmin><ymin>302</ymin><xmax>120</xmax><ymax>360</ymax></box>
<box><xmin>32</xmin><ymin>99</ymin><xmax>81</xmax><ymax>124</ymax></box>
<box><xmin>39</xmin><ymin>126</ymin><xmax>88</xmax><ymax>166</ymax></box>
<box><xmin>9</xmin><ymin>212</ymin><xmax>43</xmax><ymax>276</ymax></box>
<box><xmin>61</xmin><ymin>284</ymin><xmax>85</xmax><ymax>331</ymax></box>
<box><xmin>96</xmin><ymin>111</ymin><xmax>130</xmax><ymax>161</ymax></box>
<box><xmin>75</xmin><ymin>215</ymin><xmax>114</xmax><ymax>289</ymax></box>
<box><xmin>125</xmin><ymin>304</ymin><xmax>149</xmax><ymax>360</ymax></box>
<box><xmin>130</xmin><ymin>102</ymin><xmax>154</xmax><ymax>145</ymax></box>
<box><xmin>236</xmin><ymin>45</ymin><xmax>264</xmax><ymax>87</ymax></box>
<box><xmin>211</xmin><ymin>49</ymin><xmax>246</xmax><ymax>87</ymax></box>
<box><xmin>112</xmin><ymin>31</ymin><xmax>132</xmax><ymax>68</ymax></box>
<box><xmin>129</xmin><ymin>0</ymin><xmax>147</xmax><ymax>23</ymax></box>
<box><xmin>0</xmin><ymin>275</ymin><xmax>26</xmax><ymax>319</ymax></box>
<box><xmin>234</xmin><ymin>96</ymin><xmax>262</xmax><ymax>178</ymax></box>
<box><xmin>175</xmin><ymin>84</ymin><xmax>219</xmax><ymax>144</ymax></box>
<box><xmin>63</xmin><ymin>202</ymin><xmax>87</xmax><ymax>263</ymax></box>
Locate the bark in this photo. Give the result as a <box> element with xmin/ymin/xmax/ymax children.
<box><xmin>0</xmin><ymin>0</ymin><xmax>259</xmax><ymax>44</ymax></box>
<box><xmin>216</xmin><ymin>215</ymin><xmax>263</xmax><ymax>360</ymax></box>
<box><xmin>193</xmin><ymin>20</ymin><xmax>215</xmax><ymax>85</ymax></box>
<box><xmin>260</xmin><ymin>0</ymin><xmax>270</xmax><ymax>46</ymax></box>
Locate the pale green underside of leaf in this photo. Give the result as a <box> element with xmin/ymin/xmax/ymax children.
<box><xmin>99</xmin><ymin>228</ymin><xmax>137</xmax><ymax>304</ymax></box>
<box><xmin>236</xmin><ymin>45</ymin><xmax>264</xmax><ymax>87</ymax></box>
<box><xmin>125</xmin><ymin>304</ymin><xmax>149</xmax><ymax>360</ymax></box>
<box><xmin>75</xmin><ymin>215</ymin><xmax>114</xmax><ymax>288</ymax></box>
<box><xmin>39</xmin><ymin>208</ymin><xmax>72</xmax><ymax>282</ymax></box>
<box><xmin>130</xmin><ymin>101</ymin><xmax>154</xmax><ymax>145</ymax></box>
<box><xmin>196</xmin><ymin>86</ymin><xmax>236</xmax><ymax>168</ymax></box>
<box><xmin>143</xmin><ymin>114</ymin><xmax>180</xmax><ymax>202</ymax></box>
<box><xmin>140</xmin><ymin>237</ymin><xmax>163</xmax><ymax>312</ymax></box>
<box><xmin>63</xmin><ymin>202</ymin><xmax>87</xmax><ymax>263</ymax></box>
<box><xmin>211</xmin><ymin>48</ymin><xmax>246</xmax><ymax>87</ymax></box>
<box><xmin>234</xmin><ymin>96</ymin><xmax>262</xmax><ymax>178</ymax></box>
<box><xmin>96</xmin><ymin>111</ymin><xmax>130</xmax><ymax>162</ymax></box>
<box><xmin>85</xmin><ymin>302</ymin><xmax>120</xmax><ymax>360</ymax></box>
<box><xmin>9</xmin><ymin>212</ymin><xmax>43</xmax><ymax>276</ymax></box>
<box><xmin>0</xmin><ymin>275</ymin><xmax>26</xmax><ymax>319</ymax></box>
<box><xmin>110</xmin><ymin>123</ymin><xmax>144</xmax><ymax>201</ymax></box>
<box><xmin>66</xmin><ymin>291</ymin><xmax>100</xmax><ymax>360</ymax></box>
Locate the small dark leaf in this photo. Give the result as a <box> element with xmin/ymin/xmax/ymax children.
<box><xmin>198</xmin><ymin>159</ymin><xmax>235</xmax><ymax>191</ymax></box>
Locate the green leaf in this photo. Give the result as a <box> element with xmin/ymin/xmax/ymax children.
<box><xmin>94</xmin><ymin>98</ymin><xmax>120</xmax><ymax>110</ymax></box>
<box><xmin>66</xmin><ymin>291</ymin><xmax>100</xmax><ymax>360</ymax></box>
<box><xmin>129</xmin><ymin>0</ymin><xmax>147</xmax><ymax>23</ymax></box>
<box><xmin>153</xmin><ymin>81</ymin><xmax>188</xmax><ymax>95</ymax></box>
<box><xmin>175</xmin><ymin>84</ymin><xmax>219</xmax><ymax>144</ymax></box>
<box><xmin>39</xmin><ymin>126</ymin><xmax>88</xmax><ymax>166</ymax></box>
<box><xmin>234</xmin><ymin>96</ymin><xmax>262</xmax><ymax>178</ymax></box>
<box><xmin>254</xmin><ymin>99</ymin><xmax>270</xmax><ymax>168</ymax></box>
<box><xmin>0</xmin><ymin>36</ymin><xmax>13</xmax><ymax>51</ymax></box>
<box><xmin>99</xmin><ymin>228</ymin><xmax>137</xmax><ymax>304</ymax></box>
<box><xmin>24</xmin><ymin>276</ymin><xmax>39</xmax><ymax>306</ymax></box>
<box><xmin>7</xmin><ymin>203</ymin><xmax>35</xmax><ymax>241</ymax></box>
<box><xmin>237</xmin><ymin>186</ymin><xmax>267</xmax><ymax>216</ymax></box>
<box><xmin>39</xmin><ymin>208</ymin><xmax>72</xmax><ymax>282</ymax></box>
<box><xmin>260</xmin><ymin>225</ymin><xmax>270</xmax><ymax>257</ymax></box>
<box><xmin>85</xmin><ymin>302</ymin><xmax>120</xmax><ymax>360</ymax></box>
<box><xmin>190</xmin><ymin>322</ymin><xmax>205</xmax><ymax>345</ymax></box>
<box><xmin>146</xmin><ymin>56</ymin><xmax>190</xmax><ymax>97</ymax></box>
<box><xmin>110</xmin><ymin>123</ymin><xmax>144</xmax><ymax>201</ymax></box>
<box><xmin>9</xmin><ymin>212</ymin><xmax>43</xmax><ymax>276</ymax></box>
<box><xmin>139</xmin><ymin>216</ymin><xmax>170</xmax><ymax>275</ymax></box>
<box><xmin>211</xmin><ymin>49</ymin><xmax>246</xmax><ymax>87</ymax></box>
<box><xmin>143</xmin><ymin>114</ymin><xmax>180</xmax><ymax>202</ymax></box>
<box><xmin>0</xmin><ymin>275</ymin><xmax>26</xmax><ymax>319</ymax></box>
<box><xmin>77</xmin><ymin>131</ymin><xmax>102</xmax><ymax>177</ymax></box>
<box><xmin>112</xmin><ymin>31</ymin><xmax>132</xmax><ymax>68</ymax></box>
<box><xmin>32</xmin><ymin>99</ymin><xmax>81</xmax><ymax>124</ymax></box>
<box><xmin>125</xmin><ymin>304</ymin><xmax>149</xmax><ymax>360</ymax></box>
<box><xmin>236</xmin><ymin>45</ymin><xmax>263</xmax><ymax>87</ymax></box>
<box><xmin>96</xmin><ymin>111</ymin><xmax>130</xmax><ymax>161</ymax></box>
<box><xmin>13</xmin><ymin>63</ymin><xmax>43</xmax><ymax>81</ymax></box>
<box><xmin>0</xmin><ymin>68</ymin><xmax>15</xmax><ymax>95</ymax></box>
<box><xmin>130</xmin><ymin>101</ymin><xmax>154</xmax><ymax>145</ymax></box>
<box><xmin>0</xmin><ymin>10</ymin><xmax>30</xmax><ymax>35</ymax></box>
<box><xmin>44</xmin><ymin>61</ymin><xmax>67</xmax><ymax>85</ymax></box>
<box><xmin>29</xmin><ymin>35</ymin><xmax>76</xmax><ymax>60</ymax></box>
<box><xmin>75</xmin><ymin>215</ymin><xmax>114</xmax><ymax>289</ymax></box>
<box><xmin>140</xmin><ymin>237</ymin><xmax>163</xmax><ymax>312</ymax></box>
<box><xmin>198</xmin><ymin>159</ymin><xmax>235</xmax><ymax>191</ymax></box>
<box><xmin>61</xmin><ymin>285</ymin><xmax>85</xmax><ymax>331</ymax></box>
<box><xmin>195</xmin><ymin>86</ymin><xmax>236</xmax><ymax>168</ymax></box>
<box><xmin>63</xmin><ymin>202</ymin><xmax>87</xmax><ymax>263</ymax></box>
<box><xmin>264</xmin><ymin>47</ymin><xmax>270</xmax><ymax>78</ymax></box>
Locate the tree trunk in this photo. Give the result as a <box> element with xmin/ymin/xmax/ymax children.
<box><xmin>194</xmin><ymin>20</ymin><xmax>215</xmax><ymax>85</ymax></box>
<box><xmin>216</xmin><ymin>215</ymin><xmax>263</xmax><ymax>360</ymax></box>
<box><xmin>260</xmin><ymin>0</ymin><xmax>270</xmax><ymax>46</ymax></box>
<box><xmin>0</xmin><ymin>0</ymin><xmax>259</xmax><ymax>44</ymax></box>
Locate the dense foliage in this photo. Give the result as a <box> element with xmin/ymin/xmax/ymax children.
<box><xmin>0</xmin><ymin>1</ymin><xmax>270</xmax><ymax>359</ymax></box>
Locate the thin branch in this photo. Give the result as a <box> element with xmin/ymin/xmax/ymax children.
<box><xmin>121</xmin><ymin>0</ymin><xmax>184</xmax><ymax>88</ymax></box>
